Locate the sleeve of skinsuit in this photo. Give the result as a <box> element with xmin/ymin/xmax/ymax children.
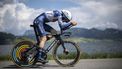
<box><xmin>53</xmin><ymin>10</ymin><xmax>63</xmax><ymax>31</ymax></box>
<box><xmin>61</xmin><ymin>22</ymin><xmax>73</xmax><ymax>30</ymax></box>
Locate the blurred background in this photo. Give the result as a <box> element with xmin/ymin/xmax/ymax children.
<box><xmin>0</xmin><ymin>0</ymin><xmax>122</xmax><ymax>60</ymax></box>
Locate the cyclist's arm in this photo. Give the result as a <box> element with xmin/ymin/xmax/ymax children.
<box><xmin>62</xmin><ymin>21</ymin><xmax>77</xmax><ymax>30</ymax></box>
<box><xmin>61</xmin><ymin>22</ymin><xmax>73</xmax><ymax>30</ymax></box>
<box><xmin>53</xmin><ymin>10</ymin><xmax>63</xmax><ymax>30</ymax></box>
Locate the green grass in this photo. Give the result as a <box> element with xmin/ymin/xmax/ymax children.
<box><xmin>64</xmin><ymin>37</ymin><xmax>100</xmax><ymax>43</ymax></box>
<box><xmin>0</xmin><ymin>55</ymin><xmax>11</xmax><ymax>61</ymax></box>
<box><xmin>47</xmin><ymin>54</ymin><xmax>53</xmax><ymax>60</ymax></box>
<box><xmin>56</xmin><ymin>52</ymin><xmax>77</xmax><ymax>59</ymax></box>
<box><xmin>63</xmin><ymin>37</ymin><xmax>120</xmax><ymax>43</ymax></box>
<box><xmin>80</xmin><ymin>52</ymin><xmax>122</xmax><ymax>59</ymax></box>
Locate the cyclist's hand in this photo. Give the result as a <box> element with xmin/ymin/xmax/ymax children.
<box><xmin>70</xmin><ymin>20</ymin><xmax>77</xmax><ymax>26</ymax></box>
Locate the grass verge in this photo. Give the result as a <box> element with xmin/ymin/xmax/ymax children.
<box><xmin>80</xmin><ymin>52</ymin><xmax>122</xmax><ymax>59</ymax></box>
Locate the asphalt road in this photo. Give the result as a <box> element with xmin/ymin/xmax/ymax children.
<box><xmin>0</xmin><ymin>59</ymin><xmax>122</xmax><ymax>69</ymax></box>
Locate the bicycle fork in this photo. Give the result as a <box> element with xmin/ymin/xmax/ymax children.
<box><xmin>56</xmin><ymin>36</ymin><xmax>69</xmax><ymax>54</ymax></box>
<box><xmin>60</xmin><ymin>40</ymin><xmax>69</xmax><ymax>54</ymax></box>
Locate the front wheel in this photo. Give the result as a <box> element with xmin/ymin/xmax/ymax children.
<box><xmin>52</xmin><ymin>41</ymin><xmax>80</xmax><ymax>66</ymax></box>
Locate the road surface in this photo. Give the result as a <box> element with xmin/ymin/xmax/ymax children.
<box><xmin>0</xmin><ymin>59</ymin><xmax>122</xmax><ymax>69</ymax></box>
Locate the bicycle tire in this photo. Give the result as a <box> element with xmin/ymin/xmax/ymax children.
<box><xmin>52</xmin><ymin>40</ymin><xmax>80</xmax><ymax>67</ymax></box>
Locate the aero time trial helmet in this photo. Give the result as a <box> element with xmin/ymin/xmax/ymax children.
<box><xmin>62</xmin><ymin>10</ymin><xmax>72</xmax><ymax>21</ymax></box>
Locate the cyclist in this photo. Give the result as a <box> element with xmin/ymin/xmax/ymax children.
<box><xmin>33</xmin><ymin>10</ymin><xmax>77</xmax><ymax>63</ymax></box>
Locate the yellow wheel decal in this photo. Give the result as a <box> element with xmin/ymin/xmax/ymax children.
<box><xmin>16</xmin><ymin>45</ymin><xmax>29</xmax><ymax>59</ymax></box>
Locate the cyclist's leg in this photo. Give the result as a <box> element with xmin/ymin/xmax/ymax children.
<box><xmin>44</xmin><ymin>24</ymin><xmax>57</xmax><ymax>40</ymax></box>
<box><xmin>35</xmin><ymin>18</ymin><xmax>47</xmax><ymax>49</ymax></box>
<box><xmin>44</xmin><ymin>24</ymin><xmax>57</xmax><ymax>35</ymax></box>
<box><xmin>34</xmin><ymin>16</ymin><xmax>48</xmax><ymax>63</ymax></box>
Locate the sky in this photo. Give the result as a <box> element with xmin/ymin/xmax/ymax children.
<box><xmin>0</xmin><ymin>0</ymin><xmax>122</xmax><ymax>35</ymax></box>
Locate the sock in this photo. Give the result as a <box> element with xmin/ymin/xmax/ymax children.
<box><xmin>38</xmin><ymin>48</ymin><xmax>46</xmax><ymax>59</ymax></box>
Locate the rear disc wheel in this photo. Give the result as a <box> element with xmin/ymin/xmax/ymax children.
<box><xmin>11</xmin><ymin>41</ymin><xmax>36</xmax><ymax>67</ymax></box>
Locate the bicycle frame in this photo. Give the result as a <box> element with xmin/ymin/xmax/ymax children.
<box><xmin>30</xmin><ymin>24</ymin><xmax>66</xmax><ymax>53</ymax></box>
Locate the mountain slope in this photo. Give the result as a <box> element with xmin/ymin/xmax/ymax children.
<box><xmin>24</xmin><ymin>28</ymin><xmax>122</xmax><ymax>40</ymax></box>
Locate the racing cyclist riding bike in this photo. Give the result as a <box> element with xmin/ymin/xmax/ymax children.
<box><xmin>33</xmin><ymin>10</ymin><xmax>77</xmax><ymax>63</ymax></box>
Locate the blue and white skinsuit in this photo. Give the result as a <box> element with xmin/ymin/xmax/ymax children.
<box><xmin>33</xmin><ymin>10</ymin><xmax>72</xmax><ymax>36</ymax></box>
